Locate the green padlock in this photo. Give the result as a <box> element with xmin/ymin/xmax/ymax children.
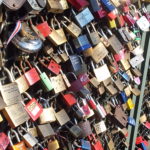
<box><xmin>35</xmin><ymin>64</ymin><xmax>53</xmax><ymax>92</ymax></box>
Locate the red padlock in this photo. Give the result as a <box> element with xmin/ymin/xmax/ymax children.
<box><xmin>107</xmin><ymin>10</ymin><xmax>117</xmax><ymax>20</ymax></box>
<box><xmin>39</xmin><ymin>57</ymin><xmax>61</xmax><ymax>75</ymax></box>
<box><xmin>144</xmin><ymin>121</ymin><xmax>150</xmax><ymax>129</ymax></box>
<box><xmin>78</xmin><ymin>73</ymin><xmax>90</xmax><ymax>86</ymax></box>
<box><xmin>20</xmin><ymin>60</ymin><xmax>40</xmax><ymax>86</ymax></box>
<box><xmin>95</xmin><ymin>7</ymin><xmax>107</xmax><ymax>19</ymax></box>
<box><xmin>62</xmin><ymin>92</ymin><xmax>77</xmax><ymax>107</ymax></box>
<box><xmin>0</xmin><ymin>132</ymin><xmax>10</xmax><ymax>150</ymax></box>
<box><xmin>136</xmin><ymin>136</ymin><xmax>144</xmax><ymax>145</ymax></box>
<box><xmin>36</xmin><ymin>16</ymin><xmax>52</xmax><ymax>38</ymax></box>
<box><xmin>22</xmin><ymin>92</ymin><xmax>43</xmax><ymax>121</ymax></box>
<box><xmin>123</xmin><ymin>13</ymin><xmax>136</xmax><ymax>27</ymax></box>
<box><xmin>88</xmin><ymin>134</ymin><xmax>104</xmax><ymax>150</ymax></box>
<box><xmin>67</xmin><ymin>0</ymin><xmax>89</xmax><ymax>11</ymax></box>
<box><xmin>114</xmin><ymin>49</ymin><xmax>125</xmax><ymax>62</ymax></box>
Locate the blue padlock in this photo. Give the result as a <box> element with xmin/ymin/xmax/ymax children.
<box><xmin>73</xmin><ymin>35</ymin><xmax>91</xmax><ymax>52</ymax></box>
<box><xmin>118</xmin><ymin>71</ymin><xmax>130</xmax><ymax>82</ymax></box>
<box><xmin>120</xmin><ymin>91</ymin><xmax>128</xmax><ymax>103</ymax></box>
<box><xmin>72</xmin><ymin>8</ymin><xmax>94</xmax><ymax>28</ymax></box>
<box><xmin>81</xmin><ymin>139</ymin><xmax>91</xmax><ymax>150</ymax></box>
<box><xmin>100</xmin><ymin>0</ymin><xmax>115</xmax><ymax>12</ymax></box>
<box><xmin>89</xmin><ymin>0</ymin><xmax>100</xmax><ymax>12</ymax></box>
<box><xmin>128</xmin><ymin>117</ymin><xmax>135</xmax><ymax>126</ymax></box>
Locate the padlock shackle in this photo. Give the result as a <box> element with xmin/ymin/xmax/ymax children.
<box><xmin>51</xmin><ymin>16</ymin><xmax>61</xmax><ymax>29</ymax></box>
<box><xmin>39</xmin><ymin>97</ymin><xmax>50</xmax><ymax>108</ymax></box>
<box><xmin>63</xmin><ymin>16</ymin><xmax>71</xmax><ymax>23</ymax></box>
<box><xmin>64</xmin><ymin>42</ymin><xmax>74</xmax><ymax>56</ymax></box>
<box><xmin>34</xmin><ymin>64</ymin><xmax>42</xmax><ymax>74</ymax></box>
<box><xmin>20</xmin><ymin>60</ymin><xmax>33</xmax><ymax>73</ymax></box>
<box><xmin>22</xmin><ymin>92</ymin><xmax>32</xmax><ymax>100</ymax></box>
<box><xmin>8</xmin><ymin>129</ymin><xmax>21</xmax><ymax>146</ymax></box>
<box><xmin>38</xmin><ymin>57</ymin><xmax>50</xmax><ymax>68</ymax></box>
<box><xmin>3</xmin><ymin>67</ymin><xmax>14</xmax><ymax>82</ymax></box>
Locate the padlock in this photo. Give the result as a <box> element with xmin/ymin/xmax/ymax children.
<box><xmin>36</xmin><ymin>16</ymin><xmax>52</xmax><ymax>38</ymax></box>
<box><xmin>78</xmin><ymin>73</ymin><xmax>90</xmax><ymax>86</ymax></box>
<box><xmin>67</xmin><ymin>72</ymin><xmax>83</xmax><ymax>93</ymax></box>
<box><xmin>83</xmin><ymin>47</ymin><xmax>94</xmax><ymax>57</ymax></box>
<box><xmin>64</xmin><ymin>43</ymin><xmax>86</xmax><ymax>74</ymax></box>
<box><xmin>130</xmin><ymin>55</ymin><xmax>144</xmax><ymax>68</ymax></box>
<box><xmin>67</xmin><ymin>0</ymin><xmax>89</xmax><ymax>11</ymax></box>
<box><xmin>11</xmin><ymin>65</ymin><xmax>29</xmax><ymax>94</ymax></box>
<box><xmin>24</xmin><ymin>0</ymin><xmax>46</xmax><ymax>14</ymax></box>
<box><xmin>37</xmin><ymin>123</ymin><xmax>55</xmax><ymax>138</ymax></box>
<box><xmin>136</xmin><ymin>11</ymin><xmax>150</xmax><ymax>32</ymax></box>
<box><xmin>60</xmin><ymin>70</ymin><xmax>71</xmax><ymax>88</ymax></box>
<box><xmin>127</xmin><ymin>98</ymin><xmax>135</xmax><ymax>110</ymax></box>
<box><xmin>118</xmin><ymin>70</ymin><xmax>130</xmax><ymax>82</ymax></box>
<box><xmin>8</xmin><ymin>129</ymin><xmax>27</xmax><ymax>150</ymax></box>
<box><xmin>62</xmin><ymin>16</ymin><xmax>81</xmax><ymax>38</ymax></box>
<box><xmin>57</xmin><ymin>48</ymin><xmax>69</xmax><ymax>63</ymax></box>
<box><xmin>101</xmin><ymin>0</ymin><xmax>116</xmax><ymax>12</ymax></box>
<box><xmin>110</xmin><ymin>0</ymin><xmax>121</xmax><ymax>7</ymax></box>
<box><xmin>47</xmin><ymin>0</ymin><xmax>63</xmax><ymax>13</ymax></box>
<box><xmin>20</xmin><ymin>60</ymin><xmax>40</xmax><ymax>86</ymax></box>
<box><xmin>22</xmin><ymin>92</ymin><xmax>43</xmax><ymax>121</ymax></box>
<box><xmin>49</xmin><ymin>52</ymin><xmax>62</xmax><ymax>64</ymax></box>
<box><xmin>108</xmin><ymin>19</ymin><xmax>117</xmax><ymax>29</ymax></box>
<box><xmin>2</xmin><ymin>0</ymin><xmax>26</xmax><ymax>10</ymax></box>
<box><xmin>123</xmin><ymin>13</ymin><xmax>136</xmax><ymax>27</ymax></box>
<box><xmin>39</xmin><ymin>57</ymin><xmax>61</xmax><ymax>75</ymax></box>
<box><xmin>17</xmin><ymin>126</ymin><xmax>38</xmax><ymax>148</ymax></box>
<box><xmin>29</xmin><ymin>19</ymin><xmax>46</xmax><ymax>41</ymax></box>
<box><xmin>34</xmin><ymin>64</ymin><xmax>53</xmax><ymax>92</ymax></box>
<box><xmin>120</xmin><ymin>58</ymin><xmax>131</xmax><ymax>71</ymax></box>
<box><xmin>105</xmin><ymin>83</ymin><xmax>118</xmax><ymax>96</ymax></box>
<box><xmin>73</xmin><ymin>35</ymin><xmax>92</xmax><ymax>52</ymax></box>
<box><xmin>105</xmin><ymin>28</ymin><xmax>124</xmax><ymax>54</ymax></box>
<box><xmin>113</xmin><ymin>77</ymin><xmax>124</xmax><ymax>91</ymax></box>
<box><xmin>78</xmin><ymin>120</ymin><xmax>92</xmax><ymax>138</ymax></box>
<box><xmin>131</xmin><ymin>43</ymin><xmax>144</xmax><ymax>56</ymax></box>
<box><xmin>54</xmin><ymin>109</ymin><xmax>70</xmax><ymax>126</ymax></box>
<box><xmin>50</xmin><ymin>74</ymin><xmax>67</xmax><ymax>94</ymax></box>
<box><xmin>88</xmin><ymin>134</ymin><xmax>104</xmax><ymax>150</ymax></box>
<box><xmin>38</xmin><ymin>97</ymin><xmax>56</xmax><ymax>124</ymax></box>
<box><xmin>128</xmin><ymin>117</ymin><xmax>135</xmax><ymax>126</ymax></box>
<box><xmin>72</xmin><ymin>8</ymin><xmax>94</xmax><ymax>28</ymax></box>
<box><xmin>0</xmin><ymin>67</ymin><xmax>22</xmax><ymax>106</ymax></box>
<box><xmin>12</xmin><ymin>22</ymin><xmax>43</xmax><ymax>53</ymax></box>
<box><xmin>96</xmin><ymin>102</ymin><xmax>107</xmax><ymax>119</ymax></box>
<box><xmin>48</xmin><ymin>138</ymin><xmax>60</xmax><ymax>150</ymax></box>
<box><xmin>94</xmin><ymin>121</ymin><xmax>107</xmax><ymax>134</ymax></box>
<box><xmin>51</xmin><ymin>17</ymin><xmax>67</xmax><ymax>44</ymax></box>
<box><xmin>65</xmin><ymin>121</ymin><xmax>82</xmax><ymax>138</ymax></box>
<box><xmin>89</xmin><ymin>0</ymin><xmax>107</xmax><ymax>19</ymax></box>
<box><xmin>113</xmin><ymin>105</ymin><xmax>128</xmax><ymax>128</ymax></box>
<box><xmin>91</xmin><ymin>42</ymin><xmax>108</xmax><ymax>64</ymax></box>
<box><xmin>116</xmin><ymin>15</ymin><xmax>126</xmax><ymax>27</ymax></box>
<box><xmin>59</xmin><ymin>0</ymin><xmax>69</xmax><ymax>10</ymax></box>
<box><xmin>131</xmin><ymin>87</ymin><xmax>141</xmax><ymax>96</ymax></box>
<box><xmin>119</xmin><ymin>91</ymin><xmax>128</xmax><ymax>103</ymax></box>
<box><xmin>86</xmin><ymin>23</ymin><xmax>101</xmax><ymax>46</ymax></box>
<box><xmin>72</xmin><ymin>104</ymin><xmax>85</xmax><ymax>119</ymax></box>
<box><xmin>81</xmin><ymin>139</ymin><xmax>91</xmax><ymax>150</ymax></box>
<box><xmin>62</xmin><ymin>92</ymin><xmax>77</xmax><ymax>107</ymax></box>
<box><xmin>0</xmin><ymin>132</ymin><xmax>9</xmax><ymax>150</ymax></box>
<box><xmin>26</xmin><ymin>121</ymin><xmax>38</xmax><ymax>138</ymax></box>
<box><xmin>91</xmin><ymin>60</ymin><xmax>111</xmax><ymax>82</ymax></box>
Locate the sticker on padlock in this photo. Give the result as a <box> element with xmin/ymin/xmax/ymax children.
<box><xmin>22</xmin><ymin>92</ymin><xmax>43</xmax><ymax>121</ymax></box>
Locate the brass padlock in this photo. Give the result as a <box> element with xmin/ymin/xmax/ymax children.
<box><xmin>37</xmin><ymin>123</ymin><xmax>55</xmax><ymax>138</ymax></box>
<box><xmin>54</xmin><ymin>109</ymin><xmax>70</xmax><ymax>126</ymax></box>
<box><xmin>51</xmin><ymin>17</ymin><xmax>67</xmax><ymax>44</ymax></box>
<box><xmin>26</xmin><ymin>121</ymin><xmax>38</xmax><ymax>138</ymax></box>
<box><xmin>38</xmin><ymin>97</ymin><xmax>56</xmax><ymax>124</ymax></box>
<box><xmin>11</xmin><ymin>64</ymin><xmax>29</xmax><ymax>93</ymax></box>
<box><xmin>0</xmin><ymin>67</ymin><xmax>23</xmax><ymax>106</ymax></box>
<box><xmin>62</xmin><ymin>16</ymin><xmax>81</xmax><ymax>38</ymax></box>
<box><xmin>48</xmin><ymin>138</ymin><xmax>60</xmax><ymax>150</ymax></box>
<box><xmin>2</xmin><ymin>103</ymin><xmax>29</xmax><ymax>128</ymax></box>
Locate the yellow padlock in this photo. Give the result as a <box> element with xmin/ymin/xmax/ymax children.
<box><xmin>108</xmin><ymin>19</ymin><xmax>117</xmax><ymax>29</ymax></box>
<box><xmin>48</xmin><ymin>139</ymin><xmax>60</xmax><ymax>150</ymax></box>
<box><xmin>127</xmin><ymin>98</ymin><xmax>134</xmax><ymax>110</ymax></box>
